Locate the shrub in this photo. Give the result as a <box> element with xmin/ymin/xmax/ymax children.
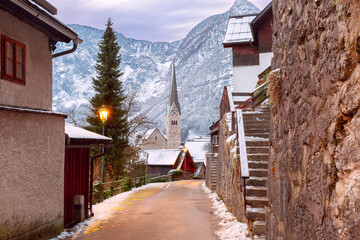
<box><xmin>168</xmin><ymin>169</ymin><xmax>183</xmax><ymax>181</ymax></box>
<box><xmin>93</xmin><ymin>181</ymin><xmax>106</xmax><ymax>204</ymax></box>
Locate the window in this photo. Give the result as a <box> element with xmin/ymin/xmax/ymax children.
<box><xmin>155</xmin><ymin>136</ymin><xmax>158</xmax><ymax>141</ymax></box>
<box><xmin>213</xmin><ymin>135</ymin><xmax>219</xmax><ymax>145</ymax></box>
<box><xmin>1</xmin><ymin>35</ymin><xmax>26</xmax><ymax>84</ymax></box>
<box><xmin>171</xmin><ymin>120</ymin><xmax>177</xmax><ymax>126</ymax></box>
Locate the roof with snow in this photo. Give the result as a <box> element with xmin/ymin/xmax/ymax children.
<box><xmin>144</xmin><ymin>149</ymin><xmax>181</xmax><ymax>166</ymax></box>
<box><xmin>223</xmin><ymin>14</ymin><xmax>257</xmax><ymax>46</ymax></box>
<box><xmin>143</xmin><ymin>128</ymin><xmax>167</xmax><ymax>140</ymax></box>
<box><xmin>65</xmin><ymin>124</ymin><xmax>113</xmax><ymax>146</ymax></box>
<box><xmin>194</xmin><ymin>162</ymin><xmax>206</xmax><ymax>176</ymax></box>
<box><xmin>185</xmin><ymin>138</ymin><xmax>210</xmax><ymax>163</ymax></box>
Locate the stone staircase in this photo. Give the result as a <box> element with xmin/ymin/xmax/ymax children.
<box><xmin>209</xmin><ymin>154</ymin><xmax>218</xmax><ymax>189</ymax></box>
<box><xmin>242</xmin><ymin>106</ymin><xmax>270</xmax><ymax>239</ymax></box>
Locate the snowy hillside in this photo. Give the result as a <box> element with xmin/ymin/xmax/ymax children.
<box><xmin>52</xmin><ymin>0</ymin><xmax>259</xmax><ymax>137</ymax></box>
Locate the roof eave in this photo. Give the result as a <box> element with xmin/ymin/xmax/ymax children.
<box><xmin>2</xmin><ymin>0</ymin><xmax>81</xmax><ymax>43</ymax></box>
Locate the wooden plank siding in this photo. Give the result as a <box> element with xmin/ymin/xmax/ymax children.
<box><xmin>64</xmin><ymin>148</ymin><xmax>90</xmax><ymax>227</ymax></box>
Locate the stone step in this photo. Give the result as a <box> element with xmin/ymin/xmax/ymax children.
<box><xmin>245</xmin><ymin>133</ymin><xmax>269</xmax><ymax>139</ymax></box>
<box><xmin>246</xmin><ymin>207</ymin><xmax>266</xmax><ymax>221</ymax></box>
<box><xmin>248</xmin><ymin>161</ymin><xmax>268</xmax><ymax>169</ymax></box>
<box><xmin>243</xmin><ymin>119</ymin><xmax>270</xmax><ymax>125</ymax></box>
<box><xmin>247</xmin><ymin>154</ymin><xmax>269</xmax><ymax>161</ymax></box>
<box><xmin>243</xmin><ymin>113</ymin><xmax>270</xmax><ymax>118</ymax></box>
<box><xmin>246</xmin><ymin>140</ymin><xmax>269</xmax><ymax>147</ymax></box>
<box><xmin>245</xmin><ymin>129</ymin><xmax>269</xmax><ymax>135</ymax></box>
<box><xmin>245</xmin><ymin>176</ymin><xmax>267</xmax><ymax>187</ymax></box>
<box><xmin>246</xmin><ymin>146</ymin><xmax>269</xmax><ymax>154</ymax></box>
<box><xmin>246</xmin><ymin>196</ymin><xmax>268</xmax><ymax>208</ymax></box>
<box><xmin>253</xmin><ymin>221</ymin><xmax>266</xmax><ymax>236</ymax></box>
<box><xmin>244</xmin><ymin>126</ymin><xmax>270</xmax><ymax>131</ymax></box>
<box><xmin>246</xmin><ymin>186</ymin><xmax>267</xmax><ymax>197</ymax></box>
<box><xmin>249</xmin><ymin>168</ymin><xmax>268</xmax><ymax>177</ymax></box>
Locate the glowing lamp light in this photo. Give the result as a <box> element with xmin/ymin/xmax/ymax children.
<box><xmin>99</xmin><ymin>106</ymin><xmax>108</xmax><ymax>124</ymax></box>
<box><xmin>183</xmin><ymin>147</ymin><xmax>188</xmax><ymax>153</ymax></box>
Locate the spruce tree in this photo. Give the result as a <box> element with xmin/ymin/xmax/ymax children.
<box><xmin>87</xmin><ymin>18</ymin><xmax>128</xmax><ymax>178</ymax></box>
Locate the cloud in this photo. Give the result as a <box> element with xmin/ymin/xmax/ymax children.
<box><xmin>47</xmin><ymin>0</ymin><xmax>270</xmax><ymax>42</ymax></box>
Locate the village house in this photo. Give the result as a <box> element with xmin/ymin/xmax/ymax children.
<box><xmin>184</xmin><ymin>137</ymin><xmax>209</xmax><ymax>178</ymax></box>
<box><xmin>144</xmin><ymin>147</ymin><xmax>196</xmax><ymax>179</ymax></box>
<box><xmin>206</xmin><ymin>3</ymin><xmax>273</xmax><ymax>239</ymax></box>
<box><xmin>0</xmin><ymin>1</ymin><xmax>83</xmax><ymax>239</ymax></box>
<box><xmin>64</xmin><ymin>124</ymin><xmax>112</xmax><ymax>227</ymax></box>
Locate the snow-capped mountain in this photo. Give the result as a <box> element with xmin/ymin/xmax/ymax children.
<box><xmin>52</xmin><ymin>0</ymin><xmax>259</xmax><ymax>137</ymax></box>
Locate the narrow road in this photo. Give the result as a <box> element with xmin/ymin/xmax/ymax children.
<box><xmin>76</xmin><ymin>180</ymin><xmax>219</xmax><ymax>240</ymax></box>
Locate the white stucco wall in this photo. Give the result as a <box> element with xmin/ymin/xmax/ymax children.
<box><xmin>0</xmin><ymin>9</ymin><xmax>53</xmax><ymax>111</ymax></box>
<box><xmin>0</xmin><ymin>111</ymin><xmax>65</xmax><ymax>238</ymax></box>
<box><xmin>232</xmin><ymin>52</ymin><xmax>273</xmax><ymax>93</ymax></box>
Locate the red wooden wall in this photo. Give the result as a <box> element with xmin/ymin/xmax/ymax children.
<box><xmin>180</xmin><ymin>155</ymin><xmax>196</xmax><ymax>174</ymax></box>
<box><xmin>64</xmin><ymin>148</ymin><xmax>90</xmax><ymax>227</ymax></box>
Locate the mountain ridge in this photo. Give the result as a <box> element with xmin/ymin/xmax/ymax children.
<box><xmin>52</xmin><ymin>0</ymin><xmax>259</xmax><ymax>138</ymax></box>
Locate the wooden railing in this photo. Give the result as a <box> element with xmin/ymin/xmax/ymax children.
<box><xmin>232</xmin><ymin>82</ymin><xmax>268</xmax><ymax>110</ymax></box>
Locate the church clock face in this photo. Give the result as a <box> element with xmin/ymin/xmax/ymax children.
<box><xmin>171</xmin><ymin>110</ymin><xmax>177</xmax><ymax>116</ymax></box>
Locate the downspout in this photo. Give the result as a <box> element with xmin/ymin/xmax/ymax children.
<box><xmin>89</xmin><ymin>148</ymin><xmax>107</xmax><ymax>217</ymax></box>
<box><xmin>52</xmin><ymin>38</ymin><xmax>82</xmax><ymax>59</ymax></box>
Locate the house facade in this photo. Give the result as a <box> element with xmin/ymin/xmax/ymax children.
<box><xmin>140</xmin><ymin>128</ymin><xmax>167</xmax><ymax>150</ymax></box>
<box><xmin>223</xmin><ymin>3</ymin><xmax>273</xmax><ymax>93</ymax></box>
<box><xmin>0</xmin><ymin>1</ymin><xmax>81</xmax><ymax>239</ymax></box>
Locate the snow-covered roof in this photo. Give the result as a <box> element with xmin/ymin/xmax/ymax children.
<box><xmin>144</xmin><ymin>128</ymin><xmax>156</xmax><ymax>139</ymax></box>
<box><xmin>65</xmin><ymin>124</ymin><xmax>112</xmax><ymax>146</ymax></box>
<box><xmin>185</xmin><ymin>138</ymin><xmax>210</xmax><ymax>163</ymax></box>
<box><xmin>223</xmin><ymin>15</ymin><xmax>257</xmax><ymax>46</ymax></box>
<box><xmin>194</xmin><ymin>162</ymin><xmax>205</xmax><ymax>176</ymax></box>
<box><xmin>143</xmin><ymin>128</ymin><xmax>167</xmax><ymax>140</ymax></box>
<box><xmin>144</xmin><ymin>149</ymin><xmax>181</xmax><ymax>166</ymax></box>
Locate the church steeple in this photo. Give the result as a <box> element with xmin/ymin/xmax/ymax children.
<box><xmin>166</xmin><ymin>58</ymin><xmax>181</xmax><ymax>149</ymax></box>
<box><xmin>168</xmin><ymin>58</ymin><xmax>181</xmax><ymax>115</ymax></box>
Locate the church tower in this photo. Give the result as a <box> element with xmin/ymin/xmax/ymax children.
<box><xmin>166</xmin><ymin>59</ymin><xmax>181</xmax><ymax>149</ymax></box>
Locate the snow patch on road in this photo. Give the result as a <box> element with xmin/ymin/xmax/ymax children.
<box><xmin>50</xmin><ymin>182</ymin><xmax>166</xmax><ymax>239</ymax></box>
<box><xmin>90</xmin><ymin>182</ymin><xmax>167</xmax><ymax>223</ymax></box>
<box><xmin>50</xmin><ymin>221</ymin><xmax>89</xmax><ymax>240</ymax></box>
<box><xmin>202</xmin><ymin>183</ymin><xmax>251</xmax><ymax>240</ymax></box>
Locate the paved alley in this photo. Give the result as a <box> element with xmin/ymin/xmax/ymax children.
<box><xmin>75</xmin><ymin>180</ymin><xmax>219</xmax><ymax>240</ymax></box>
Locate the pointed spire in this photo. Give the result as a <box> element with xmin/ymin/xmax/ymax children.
<box><xmin>168</xmin><ymin>58</ymin><xmax>181</xmax><ymax>115</ymax></box>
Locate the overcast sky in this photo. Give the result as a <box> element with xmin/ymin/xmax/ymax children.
<box><xmin>47</xmin><ymin>0</ymin><xmax>271</xmax><ymax>42</ymax></box>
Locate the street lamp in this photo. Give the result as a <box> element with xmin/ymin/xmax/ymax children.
<box><xmin>99</xmin><ymin>106</ymin><xmax>108</xmax><ymax>183</ymax></box>
<box><xmin>183</xmin><ymin>147</ymin><xmax>188</xmax><ymax>173</ymax></box>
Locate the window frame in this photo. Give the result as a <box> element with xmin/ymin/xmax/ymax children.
<box><xmin>1</xmin><ymin>35</ymin><xmax>26</xmax><ymax>85</ymax></box>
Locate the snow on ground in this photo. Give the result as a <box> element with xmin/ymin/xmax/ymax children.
<box><xmin>90</xmin><ymin>182</ymin><xmax>166</xmax><ymax>223</ymax></box>
<box><xmin>50</xmin><ymin>221</ymin><xmax>89</xmax><ymax>240</ymax></box>
<box><xmin>202</xmin><ymin>183</ymin><xmax>251</xmax><ymax>240</ymax></box>
<box><xmin>51</xmin><ymin>182</ymin><xmax>167</xmax><ymax>240</ymax></box>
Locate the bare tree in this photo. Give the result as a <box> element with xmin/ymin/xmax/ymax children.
<box><xmin>124</xmin><ymin>90</ymin><xmax>154</xmax><ymax>142</ymax></box>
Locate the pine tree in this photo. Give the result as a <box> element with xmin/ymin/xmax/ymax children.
<box><xmin>87</xmin><ymin>18</ymin><xmax>128</xmax><ymax>179</ymax></box>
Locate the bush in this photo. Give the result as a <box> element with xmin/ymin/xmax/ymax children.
<box><xmin>149</xmin><ymin>176</ymin><xmax>168</xmax><ymax>183</ymax></box>
<box><xmin>168</xmin><ymin>169</ymin><xmax>183</xmax><ymax>181</ymax></box>
<box><xmin>93</xmin><ymin>181</ymin><xmax>106</xmax><ymax>204</ymax></box>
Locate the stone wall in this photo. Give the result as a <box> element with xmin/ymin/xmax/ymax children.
<box><xmin>215</xmin><ymin>113</ymin><xmax>246</xmax><ymax>222</ymax></box>
<box><xmin>268</xmin><ymin>1</ymin><xmax>360</xmax><ymax>239</ymax></box>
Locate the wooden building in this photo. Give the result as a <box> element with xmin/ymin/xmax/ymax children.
<box><xmin>145</xmin><ymin>148</ymin><xmax>196</xmax><ymax>176</ymax></box>
<box><xmin>64</xmin><ymin>125</ymin><xmax>112</xmax><ymax>227</ymax></box>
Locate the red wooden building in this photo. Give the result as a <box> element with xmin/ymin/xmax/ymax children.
<box><xmin>64</xmin><ymin>125</ymin><xmax>112</xmax><ymax>227</ymax></box>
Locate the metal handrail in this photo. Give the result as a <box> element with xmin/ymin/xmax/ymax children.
<box><xmin>236</xmin><ymin>109</ymin><xmax>249</xmax><ymax>178</ymax></box>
